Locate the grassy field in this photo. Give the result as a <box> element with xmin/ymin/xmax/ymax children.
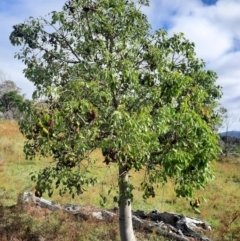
<box><xmin>0</xmin><ymin>120</ymin><xmax>240</xmax><ymax>240</ymax></box>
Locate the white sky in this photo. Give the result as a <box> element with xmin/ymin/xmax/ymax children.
<box><xmin>0</xmin><ymin>0</ymin><xmax>239</xmax><ymax>131</ymax></box>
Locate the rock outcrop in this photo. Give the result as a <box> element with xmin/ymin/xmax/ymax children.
<box><xmin>21</xmin><ymin>192</ymin><xmax>212</xmax><ymax>241</ymax></box>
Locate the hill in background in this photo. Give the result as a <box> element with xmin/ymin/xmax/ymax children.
<box><xmin>220</xmin><ymin>131</ymin><xmax>240</xmax><ymax>138</ymax></box>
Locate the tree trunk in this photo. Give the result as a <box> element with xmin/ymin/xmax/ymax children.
<box><xmin>119</xmin><ymin>164</ymin><xmax>136</xmax><ymax>241</ymax></box>
<box><xmin>225</xmin><ymin>127</ymin><xmax>229</xmax><ymax>157</ymax></box>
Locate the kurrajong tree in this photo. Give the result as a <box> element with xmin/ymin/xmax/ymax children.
<box><xmin>10</xmin><ymin>0</ymin><xmax>222</xmax><ymax>240</ymax></box>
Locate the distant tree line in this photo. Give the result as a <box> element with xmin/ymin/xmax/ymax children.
<box><xmin>221</xmin><ymin>135</ymin><xmax>240</xmax><ymax>145</ymax></box>
<box><xmin>220</xmin><ymin>133</ymin><xmax>240</xmax><ymax>157</ymax></box>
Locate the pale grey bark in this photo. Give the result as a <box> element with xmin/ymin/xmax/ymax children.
<box><xmin>119</xmin><ymin>165</ymin><xmax>136</xmax><ymax>241</ymax></box>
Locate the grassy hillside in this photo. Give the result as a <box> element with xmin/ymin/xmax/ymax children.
<box><xmin>0</xmin><ymin>120</ymin><xmax>240</xmax><ymax>240</ymax></box>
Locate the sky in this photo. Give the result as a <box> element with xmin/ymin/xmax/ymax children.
<box><xmin>0</xmin><ymin>0</ymin><xmax>239</xmax><ymax>131</ymax></box>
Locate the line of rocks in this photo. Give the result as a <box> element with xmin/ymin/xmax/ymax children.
<box><xmin>21</xmin><ymin>192</ymin><xmax>212</xmax><ymax>241</ymax></box>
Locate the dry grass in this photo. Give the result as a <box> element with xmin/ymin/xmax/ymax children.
<box><xmin>0</xmin><ymin>120</ymin><xmax>49</xmax><ymax>206</ymax></box>
<box><xmin>0</xmin><ymin>120</ymin><xmax>240</xmax><ymax>240</ymax></box>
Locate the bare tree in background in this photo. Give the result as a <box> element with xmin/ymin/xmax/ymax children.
<box><xmin>0</xmin><ymin>70</ymin><xmax>21</xmax><ymax>96</ymax></box>
<box><xmin>219</xmin><ymin>107</ymin><xmax>235</xmax><ymax>156</ymax></box>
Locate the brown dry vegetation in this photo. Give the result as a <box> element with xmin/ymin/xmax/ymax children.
<box><xmin>0</xmin><ymin>120</ymin><xmax>240</xmax><ymax>241</ymax></box>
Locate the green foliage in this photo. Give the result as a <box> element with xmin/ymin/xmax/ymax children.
<box><xmin>0</xmin><ymin>79</ymin><xmax>26</xmax><ymax>119</ymax></box>
<box><xmin>11</xmin><ymin>0</ymin><xmax>222</xmax><ymax>203</ymax></box>
<box><xmin>0</xmin><ymin>90</ymin><xmax>25</xmax><ymax>112</ymax></box>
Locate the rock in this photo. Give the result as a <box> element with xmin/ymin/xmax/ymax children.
<box><xmin>63</xmin><ymin>204</ymin><xmax>82</xmax><ymax>214</ymax></box>
<box><xmin>92</xmin><ymin>210</ymin><xmax>116</xmax><ymax>220</ymax></box>
<box><xmin>21</xmin><ymin>192</ymin><xmax>61</xmax><ymax>211</ymax></box>
<box><xmin>21</xmin><ymin>191</ymin><xmax>34</xmax><ymax>203</ymax></box>
<box><xmin>133</xmin><ymin>210</ymin><xmax>212</xmax><ymax>241</ymax></box>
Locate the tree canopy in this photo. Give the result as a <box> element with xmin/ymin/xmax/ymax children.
<box><xmin>10</xmin><ymin>0</ymin><xmax>222</xmax><ymax>240</ymax></box>
<box><xmin>0</xmin><ymin>73</ymin><xmax>26</xmax><ymax>119</ymax></box>
<box><xmin>0</xmin><ymin>91</ymin><xmax>24</xmax><ymax>112</ymax></box>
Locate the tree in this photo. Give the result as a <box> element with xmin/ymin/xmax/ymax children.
<box><xmin>0</xmin><ymin>91</ymin><xmax>24</xmax><ymax>111</ymax></box>
<box><xmin>10</xmin><ymin>0</ymin><xmax>222</xmax><ymax>240</ymax></box>
<box><xmin>0</xmin><ymin>71</ymin><xmax>21</xmax><ymax>96</ymax></box>
<box><xmin>217</xmin><ymin>107</ymin><xmax>235</xmax><ymax>156</ymax></box>
<box><xmin>0</xmin><ymin>72</ymin><xmax>26</xmax><ymax>119</ymax></box>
